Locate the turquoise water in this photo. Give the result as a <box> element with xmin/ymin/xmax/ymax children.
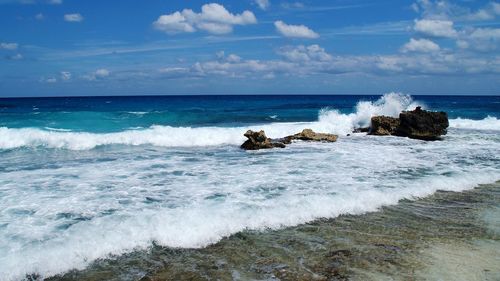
<box><xmin>1</xmin><ymin>94</ymin><xmax>499</xmax><ymax>132</ymax></box>
<box><xmin>0</xmin><ymin>93</ymin><xmax>499</xmax><ymax>280</ymax></box>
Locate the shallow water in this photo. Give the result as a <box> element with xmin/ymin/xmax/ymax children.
<box><xmin>47</xmin><ymin>182</ymin><xmax>500</xmax><ymax>281</ymax></box>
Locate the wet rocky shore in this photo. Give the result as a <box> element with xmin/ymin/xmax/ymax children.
<box><xmin>47</xmin><ymin>181</ymin><xmax>500</xmax><ymax>281</ymax></box>
<box><xmin>240</xmin><ymin>107</ymin><xmax>450</xmax><ymax>150</ymax></box>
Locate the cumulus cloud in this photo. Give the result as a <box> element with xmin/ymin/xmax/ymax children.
<box><xmin>154</xmin><ymin>43</ymin><xmax>500</xmax><ymax>81</ymax></box>
<box><xmin>401</xmin><ymin>38</ymin><xmax>440</xmax><ymax>53</ymax></box>
<box><xmin>216</xmin><ymin>51</ymin><xmax>242</xmax><ymax>63</ymax></box>
<box><xmin>412</xmin><ymin>0</ymin><xmax>500</xmax><ymax>22</ymax></box>
<box><xmin>278</xmin><ymin>44</ymin><xmax>332</xmax><ymax>62</ymax></box>
<box><xmin>0</xmin><ymin>42</ymin><xmax>18</xmax><ymax>50</ymax></box>
<box><xmin>95</xmin><ymin>68</ymin><xmax>110</xmax><ymax>77</ymax></box>
<box><xmin>83</xmin><ymin>69</ymin><xmax>110</xmax><ymax>81</ymax></box>
<box><xmin>153</xmin><ymin>3</ymin><xmax>257</xmax><ymax>35</ymax></box>
<box><xmin>64</xmin><ymin>13</ymin><xmax>83</xmax><ymax>22</ymax></box>
<box><xmin>274</xmin><ymin>20</ymin><xmax>319</xmax><ymax>38</ymax></box>
<box><xmin>60</xmin><ymin>71</ymin><xmax>71</xmax><ymax>81</ymax></box>
<box><xmin>414</xmin><ymin>19</ymin><xmax>457</xmax><ymax>38</ymax></box>
<box><xmin>35</xmin><ymin>13</ymin><xmax>44</xmax><ymax>20</ymax></box>
<box><xmin>457</xmin><ymin>27</ymin><xmax>500</xmax><ymax>51</ymax></box>
<box><xmin>255</xmin><ymin>0</ymin><xmax>270</xmax><ymax>10</ymax></box>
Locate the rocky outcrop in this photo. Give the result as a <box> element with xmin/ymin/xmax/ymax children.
<box><xmin>240</xmin><ymin>130</ymin><xmax>286</xmax><ymax>150</ymax></box>
<box><xmin>291</xmin><ymin>129</ymin><xmax>338</xmax><ymax>142</ymax></box>
<box><xmin>369</xmin><ymin>116</ymin><xmax>400</xmax><ymax>136</ymax></box>
<box><xmin>396</xmin><ymin>107</ymin><xmax>449</xmax><ymax>140</ymax></box>
<box><xmin>369</xmin><ymin>107</ymin><xmax>449</xmax><ymax>140</ymax></box>
<box><xmin>241</xmin><ymin>129</ymin><xmax>338</xmax><ymax>150</ymax></box>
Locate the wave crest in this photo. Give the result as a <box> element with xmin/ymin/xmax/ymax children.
<box><xmin>449</xmin><ymin>116</ymin><xmax>500</xmax><ymax>131</ymax></box>
<box><xmin>0</xmin><ymin>93</ymin><xmax>495</xmax><ymax>150</ymax></box>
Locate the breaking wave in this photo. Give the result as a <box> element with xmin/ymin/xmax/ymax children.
<box><xmin>449</xmin><ymin>116</ymin><xmax>500</xmax><ymax>131</ymax></box>
<box><xmin>0</xmin><ymin>93</ymin><xmax>496</xmax><ymax>150</ymax></box>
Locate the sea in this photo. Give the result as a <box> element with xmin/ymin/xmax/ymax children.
<box><xmin>0</xmin><ymin>93</ymin><xmax>499</xmax><ymax>280</ymax></box>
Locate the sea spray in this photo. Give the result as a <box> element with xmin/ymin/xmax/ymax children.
<box><xmin>0</xmin><ymin>93</ymin><xmax>492</xmax><ymax>151</ymax></box>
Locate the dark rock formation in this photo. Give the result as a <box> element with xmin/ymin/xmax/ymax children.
<box><xmin>353</xmin><ymin>127</ymin><xmax>370</xmax><ymax>133</ymax></box>
<box><xmin>241</xmin><ymin>129</ymin><xmax>338</xmax><ymax>150</ymax></box>
<box><xmin>240</xmin><ymin>130</ymin><xmax>286</xmax><ymax>150</ymax></box>
<box><xmin>395</xmin><ymin>106</ymin><xmax>449</xmax><ymax>140</ymax></box>
<box><xmin>368</xmin><ymin>107</ymin><xmax>449</xmax><ymax>140</ymax></box>
<box><xmin>369</xmin><ymin>116</ymin><xmax>400</xmax><ymax>136</ymax></box>
<box><xmin>290</xmin><ymin>129</ymin><xmax>338</xmax><ymax>142</ymax></box>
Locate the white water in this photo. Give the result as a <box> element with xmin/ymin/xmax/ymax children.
<box><xmin>449</xmin><ymin>116</ymin><xmax>500</xmax><ymax>131</ymax></box>
<box><xmin>0</xmin><ymin>93</ymin><xmax>496</xmax><ymax>151</ymax></box>
<box><xmin>0</xmin><ymin>93</ymin><xmax>499</xmax><ymax>280</ymax></box>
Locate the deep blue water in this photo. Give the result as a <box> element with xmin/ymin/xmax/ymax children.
<box><xmin>1</xmin><ymin>95</ymin><xmax>499</xmax><ymax>132</ymax></box>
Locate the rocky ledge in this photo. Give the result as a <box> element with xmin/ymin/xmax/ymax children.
<box><xmin>368</xmin><ymin>106</ymin><xmax>449</xmax><ymax>140</ymax></box>
<box><xmin>241</xmin><ymin>129</ymin><xmax>338</xmax><ymax>150</ymax></box>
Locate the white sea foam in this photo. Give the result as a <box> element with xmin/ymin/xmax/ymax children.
<box><xmin>0</xmin><ymin>92</ymin><xmax>426</xmax><ymax>150</ymax></box>
<box><xmin>449</xmin><ymin>116</ymin><xmax>500</xmax><ymax>131</ymax></box>
<box><xmin>0</xmin><ymin>93</ymin><xmax>499</xmax><ymax>280</ymax></box>
<box><xmin>44</xmin><ymin>127</ymin><xmax>73</xmax><ymax>132</ymax></box>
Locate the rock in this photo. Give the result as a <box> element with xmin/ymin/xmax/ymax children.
<box><xmin>240</xmin><ymin>130</ymin><xmax>286</xmax><ymax>150</ymax></box>
<box><xmin>241</xmin><ymin>129</ymin><xmax>338</xmax><ymax>150</ymax></box>
<box><xmin>290</xmin><ymin>129</ymin><xmax>338</xmax><ymax>142</ymax></box>
<box><xmin>396</xmin><ymin>106</ymin><xmax>449</xmax><ymax>140</ymax></box>
<box><xmin>353</xmin><ymin>127</ymin><xmax>370</xmax><ymax>133</ymax></box>
<box><xmin>368</xmin><ymin>107</ymin><xmax>449</xmax><ymax>140</ymax></box>
<box><xmin>369</xmin><ymin>116</ymin><xmax>400</xmax><ymax>136</ymax></box>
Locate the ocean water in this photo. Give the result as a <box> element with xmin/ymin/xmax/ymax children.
<box><xmin>0</xmin><ymin>93</ymin><xmax>499</xmax><ymax>280</ymax></box>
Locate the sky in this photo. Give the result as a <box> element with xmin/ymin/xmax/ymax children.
<box><xmin>0</xmin><ymin>0</ymin><xmax>499</xmax><ymax>97</ymax></box>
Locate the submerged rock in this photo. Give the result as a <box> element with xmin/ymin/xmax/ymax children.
<box><xmin>240</xmin><ymin>130</ymin><xmax>286</xmax><ymax>150</ymax></box>
<box><xmin>241</xmin><ymin>129</ymin><xmax>338</xmax><ymax>150</ymax></box>
<box><xmin>369</xmin><ymin>116</ymin><xmax>400</xmax><ymax>136</ymax></box>
<box><xmin>396</xmin><ymin>107</ymin><xmax>449</xmax><ymax>140</ymax></box>
<box><xmin>369</xmin><ymin>107</ymin><xmax>449</xmax><ymax>140</ymax></box>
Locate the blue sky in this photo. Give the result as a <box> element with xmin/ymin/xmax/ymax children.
<box><xmin>0</xmin><ymin>0</ymin><xmax>499</xmax><ymax>96</ymax></box>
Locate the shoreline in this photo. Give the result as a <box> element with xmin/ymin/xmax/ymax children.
<box><xmin>48</xmin><ymin>180</ymin><xmax>500</xmax><ymax>281</ymax></box>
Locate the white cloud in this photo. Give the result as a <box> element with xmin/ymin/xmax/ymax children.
<box><xmin>153</xmin><ymin>12</ymin><xmax>196</xmax><ymax>34</ymax></box>
<box><xmin>226</xmin><ymin>54</ymin><xmax>241</xmax><ymax>63</ymax></box>
<box><xmin>153</xmin><ymin>3</ymin><xmax>257</xmax><ymax>35</ymax></box>
<box><xmin>278</xmin><ymin>44</ymin><xmax>332</xmax><ymax>62</ymax></box>
<box><xmin>40</xmin><ymin>77</ymin><xmax>57</xmax><ymax>83</ymax></box>
<box><xmin>0</xmin><ymin>42</ymin><xmax>18</xmax><ymax>50</ymax></box>
<box><xmin>467</xmin><ymin>27</ymin><xmax>500</xmax><ymax>40</ymax></box>
<box><xmin>255</xmin><ymin>0</ymin><xmax>270</xmax><ymax>10</ymax></box>
<box><xmin>48</xmin><ymin>0</ymin><xmax>61</xmax><ymax>4</ymax></box>
<box><xmin>154</xmin><ymin>42</ymin><xmax>500</xmax><ymax>81</ymax></box>
<box><xmin>414</xmin><ymin>19</ymin><xmax>457</xmax><ymax>38</ymax></box>
<box><xmin>216</xmin><ymin>51</ymin><xmax>242</xmax><ymax>63</ymax></box>
<box><xmin>458</xmin><ymin>27</ymin><xmax>500</xmax><ymax>51</ymax></box>
<box><xmin>60</xmin><ymin>71</ymin><xmax>71</xmax><ymax>81</ymax></box>
<box><xmin>64</xmin><ymin>13</ymin><xmax>83</xmax><ymax>22</ymax></box>
<box><xmin>274</xmin><ymin>20</ymin><xmax>319</xmax><ymax>39</ymax></box>
<box><xmin>35</xmin><ymin>13</ymin><xmax>44</xmax><ymax>20</ymax></box>
<box><xmin>83</xmin><ymin>69</ymin><xmax>110</xmax><ymax>81</ymax></box>
<box><xmin>412</xmin><ymin>0</ymin><xmax>500</xmax><ymax>22</ymax></box>
<box><xmin>401</xmin><ymin>38</ymin><xmax>440</xmax><ymax>53</ymax></box>
<box><xmin>95</xmin><ymin>68</ymin><xmax>110</xmax><ymax>77</ymax></box>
